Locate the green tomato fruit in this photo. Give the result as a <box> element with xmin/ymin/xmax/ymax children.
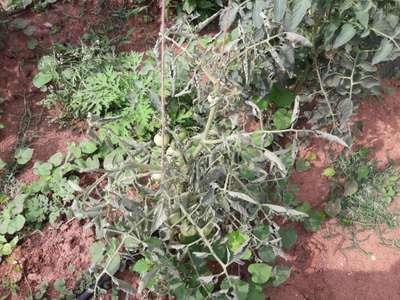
<box><xmin>180</xmin><ymin>222</ymin><xmax>197</xmax><ymax>237</ymax></box>
<box><xmin>151</xmin><ymin>172</ymin><xmax>162</xmax><ymax>182</ymax></box>
<box><xmin>153</xmin><ymin>133</ymin><xmax>171</xmax><ymax>147</ymax></box>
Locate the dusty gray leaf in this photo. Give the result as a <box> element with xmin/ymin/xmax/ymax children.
<box><xmin>253</xmin><ymin>0</ymin><xmax>267</xmax><ymax>28</ymax></box>
<box><xmin>264</xmin><ymin>149</ymin><xmax>287</xmax><ymax>176</ymax></box>
<box><xmin>285</xmin><ymin>32</ymin><xmax>312</xmax><ymax>47</ymax></box>
<box><xmin>219</xmin><ymin>4</ymin><xmax>239</xmax><ymax>31</ymax></box>
<box><xmin>289</xmin><ymin>0</ymin><xmax>311</xmax><ymax>31</ymax></box>
<box><xmin>274</xmin><ymin>0</ymin><xmax>287</xmax><ymax>22</ymax></box>
<box><xmin>314</xmin><ymin>131</ymin><xmax>349</xmax><ymax>148</ymax></box>
<box><xmin>372</xmin><ymin>39</ymin><xmax>394</xmax><ymax>65</ymax></box>
<box><xmin>333</xmin><ymin>24</ymin><xmax>356</xmax><ymax>48</ymax></box>
<box><xmin>151</xmin><ymin>201</ymin><xmax>167</xmax><ymax>233</ymax></box>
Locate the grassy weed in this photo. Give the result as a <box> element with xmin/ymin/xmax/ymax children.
<box><xmin>326</xmin><ymin>148</ymin><xmax>400</xmax><ymax>228</ymax></box>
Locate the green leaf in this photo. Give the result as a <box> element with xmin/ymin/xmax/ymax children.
<box><xmin>269</xmin><ymin>85</ymin><xmax>295</xmax><ymax>108</ymax></box>
<box><xmin>32</xmin><ymin>72</ymin><xmax>53</xmax><ymax>88</ymax></box>
<box><xmin>355</xmin><ymin>10</ymin><xmax>369</xmax><ymax>28</ymax></box>
<box><xmin>279</xmin><ymin>226</ymin><xmax>297</xmax><ymax>250</ymax></box>
<box><xmin>333</xmin><ymin>24</ymin><xmax>356</xmax><ymax>49</ymax></box>
<box><xmin>1</xmin><ymin>243</ymin><xmax>13</xmax><ymax>256</ymax></box>
<box><xmin>325</xmin><ymin>200</ymin><xmax>342</xmax><ymax>218</ymax></box>
<box><xmin>227</xmin><ymin>230</ymin><xmax>249</xmax><ymax>254</ymax></box>
<box><xmin>23</xmin><ymin>25</ymin><xmax>37</xmax><ymax>36</ymax></box>
<box><xmin>323</xmin><ymin>167</ymin><xmax>336</xmax><ymax>177</ymax></box>
<box><xmin>246</xmin><ymin>283</ymin><xmax>264</xmax><ymax>300</ymax></box>
<box><xmin>15</xmin><ymin>147</ymin><xmax>34</xmax><ymax>165</ymax></box>
<box><xmin>248</xmin><ymin>263</ymin><xmax>273</xmax><ymax>284</ymax></box>
<box><xmin>11</xmin><ymin>18</ymin><xmax>29</xmax><ymax>29</ymax></box>
<box><xmin>34</xmin><ymin>162</ymin><xmax>53</xmax><ymax>176</ymax></box>
<box><xmin>259</xmin><ymin>246</ymin><xmax>276</xmax><ymax>263</ymax></box>
<box><xmin>274</xmin><ymin>0</ymin><xmax>287</xmax><ymax>22</ymax></box>
<box><xmin>133</xmin><ymin>258</ymin><xmax>152</xmax><ymax>274</ymax></box>
<box><xmin>106</xmin><ymin>253</ymin><xmax>121</xmax><ymax>275</ymax></box>
<box><xmin>372</xmin><ymin>39</ymin><xmax>394</xmax><ymax>65</ymax></box>
<box><xmin>90</xmin><ymin>242</ymin><xmax>105</xmax><ymax>264</ymax></box>
<box><xmin>27</xmin><ymin>39</ymin><xmax>38</xmax><ymax>50</ymax></box>
<box><xmin>0</xmin><ymin>159</ymin><xmax>6</xmax><ymax>170</ymax></box>
<box><xmin>49</xmin><ymin>152</ymin><xmax>63</xmax><ymax>167</ymax></box>
<box><xmin>295</xmin><ymin>158</ymin><xmax>311</xmax><ymax>172</ymax></box>
<box><xmin>344</xmin><ymin>180</ymin><xmax>358</xmax><ymax>197</ymax></box>
<box><xmin>53</xmin><ymin>279</ymin><xmax>67</xmax><ymax>293</ymax></box>
<box><xmin>67</xmin><ymin>143</ymin><xmax>82</xmax><ymax>158</ymax></box>
<box><xmin>304</xmin><ymin>211</ymin><xmax>325</xmax><ymax>232</ymax></box>
<box><xmin>273</xmin><ymin>108</ymin><xmax>292</xmax><ymax>130</ymax></box>
<box><xmin>8</xmin><ymin>214</ymin><xmax>25</xmax><ymax>234</ymax></box>
<box><xmin>38</xmin><ymin>55</ymin><xmax>56</xmax><ymax>71</ymax></box>
<box><xmin>80</xmin><ymin>140</ymin><xmax>97</xmax><ymax>154</ymax></box>
<box><xmin>272</xmin><ymin>266</ymin><xmax>291</xmax><ymax>287</ymax></box>
<box><xmin>289</xmin><ymin>0</ymin><xmax>311</xmax><ymax>31</ymax></box>
<box><xmin>221</xmin><ymin>278</ymin><xmax>249</xmax><ymax>299</ymax></box>
<box><xmin>357</xmin><ymin>165</ymin><xmax>370</xmax><ymax>180</ymax></box>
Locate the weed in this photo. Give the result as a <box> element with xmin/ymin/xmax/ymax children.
<box><xmin>326</xmin><ymin>148</ymin><xmax>400</xmax><ymax>228</ymax></box>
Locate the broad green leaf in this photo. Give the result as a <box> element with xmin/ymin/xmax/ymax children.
<box><xmin>8</xmin><ymin>214</ymin><xmax>25</xmax><ymax>234</ymax></box>
<box><xmin>13</xmin><ymin>194</ymin><xmax>28</xmax><ymax>215</ymax></box>
<box><xmin>344</xmin><ymin>180</ymin><xmax>358</xmax><ymax>196</ymax></box>
<box><xmin>34</xmin><ymin>162</ymin><xmax>53</xmax><ymax>176</ymax></box>
<box><xmin>304</xmin><ymin>211</ymin><xmax>325</xmax><ymax>232</ymax></box>
<box><xmin>11</xmin><ymin>18</ymin><xmax>29</xmax><ymax>29</ymax></box>
<box><xmin>221</xmin><ymin>278</ymin><xmax>249</xmax><ymax>299</ymax></box>
<box><xmin>38</xmin><ymin>55</ymin><xmax>56</xmax><ymax>71</ymax></box>
<box><xmin>133</xmin><ymin>258</ymin><xmax>152</xmax><ymax>274</ymax></box>
<box><xmin>325</xmin><ymin>200</ymin><xmax>342</xmax><ymax>218</ymax></box>
<box><xmin>295</xmin><ymin>158</ymin><xmax>311</xmax><ymax>172</ymax></box>
<box><xmin>333</xmin><ymin>24</ymin><xmax>356</xmax><ymax>49</ymax></box>
<box><xmin>259</xmin><ymin>246</ymin><xmax>276</xmax><ymax>263</ymax></box>
<box><xmin>23</xmin><ymin>25</ymin><xmax>36</xmax><ymax>36</ymax></box>
<box><xmin>253</xmin><ymin>224</ymin><xmax>270</xmax><ymax>240</ymax></box>
<box><xmin>90</xmin><ymin>241</ymin><xmax>105</xmax><ymax>264</ymax></box>
<box><xmin>67</xmin><ymin>143</ymin><xmax>82</xmax><ymax>158</ymax></box>
<box><xmin>80</xmin><ymin>140</ymin><xmax>97</xmax><ymax>154</ymax></box>
<box><xmin>272</xmin><ymin>266</ymin><xmax>291</xmax><ymax>287</ymax></box>
<box><xmin>274</xmin><ymin>0</ymin><xmax>287</xmax><ymax>22</ymax></box>
<box><xmin>27</xmin><ymin>39</ymin><xmax>38</xmax><ymax>50</ymax></box>
<box><xmin>15</xmin><ymin>147</ymin><xmax>34</xmax><ymax>165</ymax></box>
<box><xmin>355</xmin><ymin>10</ymin><xmax>369</xmax><ymax>28</ymax></box>
<box><xmin>246</xmin><ymin>283</ymin><xmax>264</xmax><ymax>300</ymax></box>
<box><xmin>269</xmin><ymin>84</ymin><xmax>295</xmax><ymax>108</ymax></box>
<box><xmin>323</xmin><ymin>167</ymin><xmax>336</xmax><ymax>177</ymax></box>
<box><xmin>248</xmin><ymin>263</ymin><xmax>273</xmax><ymax>284</ymax></box>
<box><xmin>289</xmin><ymin>0</ymin><xmax>311</xmax><ymax>31</ymax></box>
<box><xmin>32</xmin><ymin>72</ymin><xmax>53</xmax><ymax>88</ymax></box>
<box><xmin>49</xmin><ymin>152</ymin><xmax>63</xmax><ymax>167</ymax></box>
<box><xmin>1</xmin><ymin>243</ymin><xmax>13</xmax><ymax>256</ymax></box>
<box><xmin>53</xmin><ymin>279</ymin><xmax>67</xmax><ymax>293</ymax></box>
<box><xmin>106</xmin><ymin>253</ymin><xmax>121</xmax><ymax>275</ymax></box>
<box><xmin>273</xmin><ymin>109</ymin><xmax>292</xmax><ymax>130</ymax></box>
<box><xmin>227</xmin><ymin>230</ymin><xmax>249</xmax><ymax>254</ymax></box>
<box><xmin>279</xmin><ymin>226</ymin><xmax>297</xmax><ymax>250</ymax></box>
<box><xmin>372</xmin><ymin>39</ymin><xmax>394</xmax><ymax>65</ymax></box>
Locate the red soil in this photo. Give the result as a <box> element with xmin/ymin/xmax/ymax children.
<box><xmin>1</xmin><ymin>1</ymin><xmax>400</xmax><ymax>299</ymax></box>
<box><xmin>0</xmin><ymin>219</ymin><xmax>95</xmax><ymax>298</ymax></box>
<box><xmin>0</xmin><ymin>1</ymin><xmax>160</xmax><ymax>298</ymax></box>
<box><xmin>268</xmin><ymin>82</ymin><xmax>400</xmax><ymax>299</ymax></box>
